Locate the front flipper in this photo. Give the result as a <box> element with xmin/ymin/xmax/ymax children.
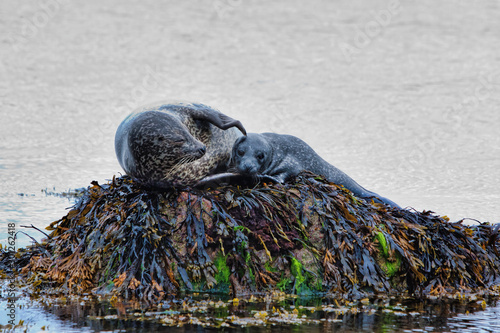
<box><xmin>195</xmin><ymin>173</ymin><xmax>281</xmax><ymax>189</ymax></box>
<box><xmin>189</xmin><ymin>104</ymin><xmax>247</xmax><ymax>135</ymax></box>
<box><xmin>195</xmin><ymin>172</ymin><xmax>240</xmax><ymax>187</ymax></box>
<box><xmin>257</xmin><ymin>174</ymin><xmax>282</xmax><ymax>184</ymax></box>
<box><xmin>374</xmin><ymin>196</ymin><xmax>401</xmax><ymax>209</ymax></box>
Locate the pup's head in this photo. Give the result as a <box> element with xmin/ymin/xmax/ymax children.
<box><xmin>229</xmin><ymin>133</ymin><xmax>272</xmax><ymax>176</ymax></box>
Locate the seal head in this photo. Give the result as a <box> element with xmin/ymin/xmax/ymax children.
<box><xmin>115</xmin><ymin>102</ymin><xmax>245</xmax><ymax>188</ymax></box>
<box><xmin>230</xmin><ymin>134</ymin><xmax>273</xmax><ymax>176</ymax></box>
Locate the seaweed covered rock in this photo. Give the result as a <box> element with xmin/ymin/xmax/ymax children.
<box><xmin>14</xmin><ymin>173</ymin><xmax>500</xmax><ymax>300</ymax></box>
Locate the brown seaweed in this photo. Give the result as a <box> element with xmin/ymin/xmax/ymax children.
<box><xmin>2</xmin><ymin>172</ymin><xmax>500</xmax><ymax>301</ymax></box>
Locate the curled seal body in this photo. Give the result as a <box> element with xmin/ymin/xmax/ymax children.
<box><xmin>115</xmin><ymin>101</ymin><xmax>245</xmax><ymax>188</ymax></box>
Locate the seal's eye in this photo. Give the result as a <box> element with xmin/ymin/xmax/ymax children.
<box><xmin>173</xmin><ymin>138</ymin><xmax>184</xmax><ymax>145</ymax></box>
<box><xmin>256</xmin><ymin>153</ymin><xmax>264</xmax><ymax>161</ymax></box>
<box><xmin>237</xmin><ymin>149</ymin><xmax>245</xmax><ymax>156</ymax></box>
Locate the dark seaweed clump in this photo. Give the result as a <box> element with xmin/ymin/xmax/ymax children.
<box><xmin>3</xmin><ymin>172</ymin><xmax>500</xmax><ymax>300</ymax></box>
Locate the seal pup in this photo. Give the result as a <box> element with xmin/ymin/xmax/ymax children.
<box><xmin>229</xmin><ymin>133</ymin><xmax>400</xmax><ymax>208</ymax></box>
<box><xmin>115</xmin><ymin>101</ymin><xmax>246</xmax><ymax>188</ymax></box>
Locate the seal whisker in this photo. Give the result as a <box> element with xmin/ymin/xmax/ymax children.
<box><xmin>165</xmin><ymin>158</ymin><xmax>187</xmax><ymax>177</ymax></box>
<box><xmin>164</xmin><ymin>155</ymin><xmax>198</xmax><ymax>179</ymax></box>
<box><xmin>252</xmin><ymin>174</ymin><xmax>260</xmax><ymax>183</ymax></box>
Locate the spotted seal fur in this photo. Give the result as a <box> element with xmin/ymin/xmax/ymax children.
<box><xmin>229</xmin><ymin>132</ymin><xmax>400</xmax><ymax>208</ymax></box>
<box><xmin>115</xmin><ymin>102</ymin><xmax>246</xmax><ymax>188</ymax></box>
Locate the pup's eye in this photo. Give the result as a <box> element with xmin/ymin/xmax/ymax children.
<box><xmin>237</xmin><ymin>149</ymin><xmax>245</xmax><ymax>156</ymax></box>
<box><xmin>257</xmin><ymin>153</ymin><xmax>264</xmax><ymax>160</ymax></box>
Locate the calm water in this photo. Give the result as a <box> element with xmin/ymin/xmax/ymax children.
<box><xmin>1</xmin><ymin>0</ymin><xmax>499</xmax><ymax>331</ymax></box>
<box><xmin>1</xmin><ymin>289</ymin><xmax>500</xmax><ymax>333</ymax></box>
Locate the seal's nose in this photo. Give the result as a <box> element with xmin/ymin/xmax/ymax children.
<box><xmin>198</xmin><ymin>146</ymin><xmax>206</xmax><ymax>156</ymax></box>
<box><xmin>240</xmin><ymin>164</ymin><xmax>257</xmax><ymax>175</ymax></box>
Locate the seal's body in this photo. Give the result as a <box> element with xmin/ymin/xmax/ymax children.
<box><xmin>230</xmin><ymin>133</ymin><xmax>400</xmax><ymax>208</ymax></box>
<box><xmin>115</xmin><ymin>102</ymin><xmax>245</xmax><ymax>188</ymax></box>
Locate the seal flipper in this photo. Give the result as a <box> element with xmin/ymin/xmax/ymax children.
<box><xmin>374</xmin><ymin>196</ymin><xmax>401</xmax><ymax>209</ymax></box>
<box><xmin>360</xmin><ymin>193</ymin><xmax>400</xmax><ymax>209</ymax></box>
<box><xmin>257</xmin><ymin>174</ymin><xmax>282</xmax><ymax>184</ymax></box>
<box><xmin>195</xmin><ymin>172</ymin><xmax>239</xmax><ymax>187</ymax></box>
<box><xmin>195</xmin><ymin>173</ymin><xmax>281</xmax><ymax>189</ymax></box>
<box><xmin>189</xmin><ymin>104</ymin><xmax>247</xmax><ymax>135</ymax></box>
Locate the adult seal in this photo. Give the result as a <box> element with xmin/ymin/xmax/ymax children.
<box><xmin>230</xmin><ymin>132</ymin><xmax>400</xmax><ymax>208</ymax></box>
<box><xmin>115</xmin><ymin>102</ymin><xmax>246</xmax><ymax>188</ymax></box>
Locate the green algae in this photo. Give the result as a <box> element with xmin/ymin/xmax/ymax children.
<box><xmin>276</xmin><ymin>276</ymin><xmax>291</xmax><ymax>292</ymax></box>
<box><xmin>214</xmin><ymin>254</ymin><xmax>230</xmax><ymax>285</ymax></box>
<box><xmin>290</xmin><ymin>257</ymin><xmax>306</xmax><ymax>294</ymax></box>
<box><xmin>375</xmin><ymin>231</ymin><xmax>402</xmax><ymax>277</ymax></box>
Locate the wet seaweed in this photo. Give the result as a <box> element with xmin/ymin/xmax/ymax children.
<box><xmin>4</xmin><ymin>172</ymin><xmax>500</xmax><ymax>300</ymax></box>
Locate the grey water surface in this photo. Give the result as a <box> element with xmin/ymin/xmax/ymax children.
<box><xmin>1</xmin><ymin>0</ymin><xmax>499</xmax><ymax>331</ymax></box>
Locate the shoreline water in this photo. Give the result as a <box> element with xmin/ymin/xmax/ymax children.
<box><xmin>1</xmin><ymin>279</ymin><xmax>499</xmax><ymax>332</ymax></box>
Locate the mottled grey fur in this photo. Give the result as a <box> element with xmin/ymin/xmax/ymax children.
<box><xmin>115</xmin><ymin>102</ymin><xmax>245</xmax><ymax>188</ymax></box>
<box><xmin>230</xmin><ymin>133</ymin><xmax>400</xmax><ymax>208</ymax></box>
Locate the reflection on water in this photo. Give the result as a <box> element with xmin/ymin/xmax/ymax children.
<box><xmin>449</xmin><ymin>305</ymin><xmax>500</xmax><ymax>333</ymax></box>
<box><xmin>0</xmin><ymin>299</ymin><xmax>93</xmax><ymax>333</ymax></box>
<box><xmin>1</xmin><ymin>0</ymin><xmax>500</xmax><ymax>331</ymax></box>
<box><xmin>1</xmin><ymin>288</ymin><xmax>499</xmax><ymax>333</ymax></box>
